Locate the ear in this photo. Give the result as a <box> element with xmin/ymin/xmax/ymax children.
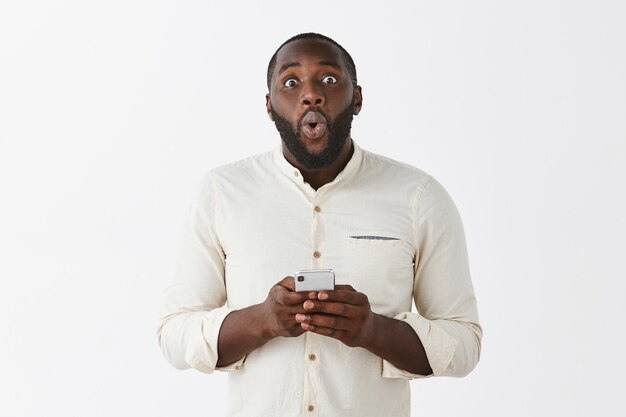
<box><xmin>353</xmin><ymin>85</ymin><xmax>363</xmax><ymax>115</ymax></box>
<box><xmin>266</xmin><ymin>93</ymin><xmax>273</xmax><ymax>121</ymax></box>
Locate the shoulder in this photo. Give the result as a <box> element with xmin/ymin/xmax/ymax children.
<box><xmin>358</xmin><ymin>147</ymin><xmax>434</xmax><ymax>194</ymax></box>
<box><xmin>202</xmin><ymin>149</ymin><xmax>276</xmax><ymax>187</ymax></box>
<box><xmin>357</xmin><ymin>146</ymin><xmax>460</xmax><ymax>213</ymax></box>
<box><xmin>208</xmin><ymin>149</ymin><xmax>275</xmax><ymax>177</ymax></box>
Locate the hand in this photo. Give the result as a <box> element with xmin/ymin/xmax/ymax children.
<box><xmin>260</xmin><ymin>276</ymin><xmax>318</xmax><ymax>339</ymax></box>
<box><xmin>294</xmin><ymin>285</ymin><xmax>376</xmax><ymax>348</ymax></box>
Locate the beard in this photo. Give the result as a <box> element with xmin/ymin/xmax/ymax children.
<box><xmin>271</xmin><ymin>99</ymin><xmax>354</xmax><ymax>169</ymax></box>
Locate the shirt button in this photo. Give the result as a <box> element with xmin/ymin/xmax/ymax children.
<box><xmin>293</xmin><ymin>170</ymin><xmax>299</xmax><ymax>177</ymax></box>
<box><xmin>307</xmin><ymin>405</ymin><xmax>315</xmax><ymax>412</ymax></box>
<box><xmin>313</xmin><ymin>251</ymin><xmax>321</xmax><ymax>258</ymax></box>
<box><xmin>309</xmin><ymin>354</ymin><xmax>316</xmax><ymax>361</ymax></box>
<box><xmin>314</xmin><ymin>205</ymin><xmax>321</xmax><ymax>213</ymax></box>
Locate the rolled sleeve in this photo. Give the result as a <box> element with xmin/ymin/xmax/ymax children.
<box><xmin>382</xmin><ymin>312</ymin><xmax>458</xmax><ymax>379</ymax></box>
<box><xmin>158</xmin><ymin>305</ymin><xmax>241</xmax><ymax>373</ymax></box>
<box><xmin>385</xmin><ymin>176</ymin><xmax>482</xmax><ymax>379</ymax></box>
<box><xmin>157</xmin><ymin>173</ymin><xmax>245</xmax><ymax>374</ymax></box>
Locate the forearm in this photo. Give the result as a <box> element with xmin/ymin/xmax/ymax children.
<box><xmin>216</xmin><ymin>303</ymin><xmax>273</xmax><ymax>367</ymax></box>
<box><xmin>364</xmin><ymin>313</ymin><xmax>432</xmax><ymax>376</ymax></box>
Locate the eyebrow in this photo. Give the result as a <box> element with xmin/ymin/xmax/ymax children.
<box><xmin>317</xmin><ymin>61</ymin><xmax>341</xmax><ymax>70</ymax></box>
<box><xmin>277</xmin><ymin>60</ymin><xmax>342</xmax><ymax>76</ymax></box>
<box><xmin>278</xmin><ymin>62</ymin><xmax>301</xmax><ymax>75</ymax></box>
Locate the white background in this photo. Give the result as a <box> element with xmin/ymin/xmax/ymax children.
<box><xmin>1</xmin><ymin>1</ymin><xmax>625</xmax><ymax>416</ymax></box>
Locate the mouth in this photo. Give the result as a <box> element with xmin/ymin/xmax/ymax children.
<box><xmin>300</xmin><ymin>111</ymin><xmax>328</xmax><ymax>139</ymax></box>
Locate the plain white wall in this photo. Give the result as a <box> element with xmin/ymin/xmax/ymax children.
<box><xmin>1</xmin><ymin>1</ymin><xmax>625</xmax><ymax>416</ymax></box>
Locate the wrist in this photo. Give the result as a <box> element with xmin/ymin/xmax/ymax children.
<box><xmin>252</xmin><ymin>302</ymin><xmax>276</xmax><ymax>341</ymax></box>
<box><xmin>362</xmin><ymin>313</ymin><xmax>384</xmax><ymax>351</ymax></box>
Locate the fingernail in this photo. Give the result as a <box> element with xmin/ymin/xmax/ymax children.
<box><xmin>319</xmin><ymin>292</ymin><xmax>329</xmax><ymax>300</ymax></box>
<box><xmin>304</xmin><ymin>300</ymin><xmax>314</xmax><ymax>310</ymax></box>
<box><xmin>295</xmin><ymin>314</ymin><xmax>305</xmax><ymax>322</ymax></box>
<box><xmin>308</xmin><ymin>292</ymin><xmax>317</xmax><ymax>299</ymax></box>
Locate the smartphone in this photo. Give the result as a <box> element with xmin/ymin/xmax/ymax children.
<box><xmin>294</xmin><ymin>269</ymin><xmax>335</xmax><ymax>292</ymax></box>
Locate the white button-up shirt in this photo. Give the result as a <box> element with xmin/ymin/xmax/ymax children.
<box><xmin>158</xmin><ymin>142</ymin><xmax>482</xmax><ymax>417</ymax></box>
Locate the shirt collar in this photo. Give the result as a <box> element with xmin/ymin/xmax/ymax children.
<box><xmin>272</xmin><ymin>140</ymin><xmax>364</xmax><ymax>189</ymax></box>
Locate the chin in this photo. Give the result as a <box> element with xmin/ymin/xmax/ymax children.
<box><xmin>301</xmin><ymin>137</ymin><xmax>330</xmax><ymax>155</ymax></box>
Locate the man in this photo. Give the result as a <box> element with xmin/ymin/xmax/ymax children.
<box><xmin>158</xmin><ymin>33</ymin><xmax>482</xmax><ymax>417</ymax></box>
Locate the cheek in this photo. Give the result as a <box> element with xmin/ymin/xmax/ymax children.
<box><xmin>271</xmin><ymin>95</ymin><xmax>298</xmax><ymax>117</ymax></box>
<box><xmin>328</xmin><ymin>90</ymin><xmax>354</xmax><ymax>111</ymax></box>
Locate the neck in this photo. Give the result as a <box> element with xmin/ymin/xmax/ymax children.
<box><xmin>282</xmin><ymin>138</ymin><xmax>354</xmax><ymax>190</ymax></box>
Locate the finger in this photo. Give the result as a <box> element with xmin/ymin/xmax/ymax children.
<box><xmin>284</xmin><ymin>307</ymin><xmax>308</xmax><ymax>320</ymax></box>
<box><xmin>317</xmin><ymin>285</ymin><xmax>356</xmax><ymax>301</ymax></box>
<box><xmin>333</xmin><ymin>284</ymin><xmax>356</xmax><ymax>291</ymax></box>
<box><xmin>301</xmin><ymin>322</ymin><xmax>346</xmax><ymax>339</ymax></box>
<box><xmin>274</xmin><ymin>285</ymin><xmax>313</xmax><ymax>305</ymax></box>
<box><xmin>277</xmin><ymin>276</ymin><xmax>296</xmax><ymax>291</ymax></box>
<box><xmin>286</xmin><ymin>322</ymin><xmax>307</xmax><ymax>337</ymax></box>
<box><xmin>301</xmin><ymin>314</ymin><xmax>352</xmax><ymax>331</ymax></box>
<box><xmin>317</xmin><ymin>289</ymin><xmax>366</xmax><ymax>305</ymax></box>
<box><xmin>302</xmin><ymin>300</ymin><xmax>356</xmax><ymax>317</ymax></box>
<box><xmin>277</xmin><ymin>277</ymin><xmax>318</xmax><ymax>299</ymax></box>
<box><xmin>278</xmin><ymin>290</ymin><xmax>312</xmax><ymax>305</ymax></box>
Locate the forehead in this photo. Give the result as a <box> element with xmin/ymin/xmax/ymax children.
<box><xmin>274</xmin><ymin>39</ymin><xmax>347</xmax><ymax>71</ymax></box>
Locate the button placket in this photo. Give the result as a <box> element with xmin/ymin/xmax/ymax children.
<box><xmin>311</xmin><ymin>195</ymin><xmax>325</xmax><ymax>269</ymax></box>
<box><xmin>303</xmin><ymin>332</ymin><xmax>320</xmax><ymax>416</ymax></box>
<box><xmin>303</xmin><ymin>195</ymin><xmax>324</xmax><ymax>417</ymax></box>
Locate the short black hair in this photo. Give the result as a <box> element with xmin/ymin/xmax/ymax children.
<box><xmin>266</xmin><ymin>33</ymin><xmax>357</xmax><ymax>90</ymax></box>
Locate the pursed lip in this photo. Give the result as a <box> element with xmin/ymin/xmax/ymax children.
<box><xmin>300</xmin><ymin>110</ymin><xmax>328</xmax><ymax>139</ymax></box>
<box><xmin>301</xmin><ymin>110</ymin><xmax>327</xmax><ymax>126</ymax></box>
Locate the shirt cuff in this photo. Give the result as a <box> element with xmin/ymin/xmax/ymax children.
<box><xmin>210</xmin><ymin>306</ymin><xmax>247</xmax><ymax>372</ymax></box>
<box><xmin>215</xmin><ymin>355</ymin><xmax>246</xmax><ymax>372</ymax></box>
<box><xmin>184</xmin><ymin>305</ymin><xmax>243</xmax><ymax>373</ymax></box>
<box><xmin>381</xmin><ymin>312</ymin><xmax>458</xmax><ymax>380</ymax></box>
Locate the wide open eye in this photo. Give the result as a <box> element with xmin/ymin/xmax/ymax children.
<box><xmin>322</xmin><ymin>75</ymin><xmax>337</xmax><ymax>84</ymax></box>
<box><xmin>283</xmin><ymin>78</ymin><xmax>299</xmax><ymax>87</ymax></box>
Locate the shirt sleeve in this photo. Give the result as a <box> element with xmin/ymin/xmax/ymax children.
<box><xmin>157</xmin><ymin>173</ymin><xmax>245</xmax><ymax>374</ymax></box>
<box><xmin>382</xmin><ymin>176</ymin><xmax>482</xmax><ymax>379</ymax></box>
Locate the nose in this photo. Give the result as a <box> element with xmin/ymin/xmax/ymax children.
<box><xmin>300</xmin><ymin>81</ymin><xmax>325</xmax><ymax>106</ymax></box>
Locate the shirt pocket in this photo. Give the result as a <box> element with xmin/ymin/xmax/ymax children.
<box><xmin>342</xmin><ymin>233</ymin><xmax>414</xmax><ymax>316</ymax></box>
<box><xmin>347</xmin><ymin>234</ymin><xmax>403</xmax><ymax>245</ymax></box>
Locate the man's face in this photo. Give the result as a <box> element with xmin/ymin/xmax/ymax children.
<box><xmin>266</xmin><ymin>39</ymin><xmax>362</xmax><ymax>169</ymax></box>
